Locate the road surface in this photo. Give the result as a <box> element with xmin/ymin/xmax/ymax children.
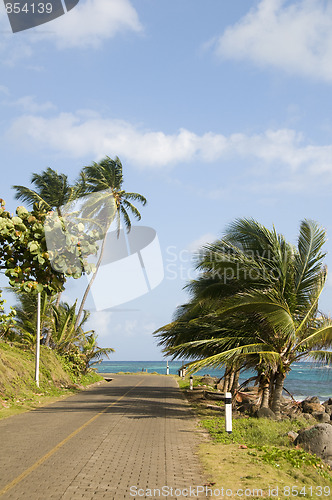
<box><xmin>0</xmin><ymin>374</ymin><xmax>208</xmax><ymax>499</ymax></box>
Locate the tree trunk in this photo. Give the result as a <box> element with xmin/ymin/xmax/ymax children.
<box><xmin>260</xmin><ymin>381</ymin><xmax>270</xmax><ymax>409</ymax></box>
<box><xmin>55</xmin><ymin>291</ymin><xmax>62</xmax><ymax>308</ymax></box>
<box><xmin>44</xmin><ymin>329</ymin><xmax>52</xmax><ymax>347</ymax></box>
<box><xmin>271</xmin><ymin>371</ymin><xmax>286</xmax><ymax>417</ymax></box>
<box><xmin>231</xmin><ymin>369</ymin><xmax>240</xmax><ymax>395</ymax></box>
<box><xmin>228</xmin><ymin>370</ymin><xmax>235</xmax><ymax>392</ymax></box>
<box><xmin>75</xmin><ymin>234</ymin><xmax>108</xmax><ymax>330</ymax></box>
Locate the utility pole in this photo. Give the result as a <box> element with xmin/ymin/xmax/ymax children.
<box><xmin>35</xmin><ymin>292</ymin><xmax>41</xmax><ymax>387</ymax></box>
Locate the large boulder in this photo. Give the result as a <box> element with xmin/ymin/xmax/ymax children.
<box><xmin>200</xmin><ymin>376</ymin><xmax>216</xmax><ymax>387</ymax></box>
<box><xmin>312</xmin><ymin>412</ymin><xmax>330</xmax><ymax>423</ymax></box>
<box><xmin>294</xmin><ymin>423</ymin><xmax>332</xmax><ymax>466</ymax></box>
<box><xmin>301</xmin><ymin>400</ymin><xmax>325</xmax><ymax>414</ymax></box>
<box><xmin>305</xmin><ymin>396</ymin><xmax>321</xmax><ymax>404</ymax></box>
<box><xmin>255</xmin><ymin>407</ymin><xmax>277</xmax><ymax>420</ymax></box>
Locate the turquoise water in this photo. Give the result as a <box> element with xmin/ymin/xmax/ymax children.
<box><xmin>97</xmin><ymin>361</ymin><xmax>332</xmax><ymax>401</ymax></box>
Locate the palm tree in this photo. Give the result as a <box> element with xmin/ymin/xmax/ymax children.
<box><xmin>156</xmin><ymin>219</ymin><xmax>332</xmax><ymax>417</ymax></box>
<box><xmin>74</xmin><ymin>156</ymin><xmax>147</xmax><ymax>327</ymax></box>
<box><xmin>13</xmin><ymin>168</ymin><xmax>77</xmax><ymax>215</ymax></box>
<box><xmin>82</xmin><ymin>332</ymin><xmax>114</xmax><ymax>374</ymax></box>
<box><xmin>51</xmin><ymin>301</ymin><xmax>91</xmax><ymax>354</ymax></box>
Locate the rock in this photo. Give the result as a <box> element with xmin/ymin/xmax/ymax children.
<box><xmin>323</xmin><ymin>398</ymin><xmax>332</xmax><ymax>406</ymax></box>
<box><xmin>288</xmin><ymin>431</ymin><xmax>299</xmax><ymax>442</ymax></box>
<box><xmin>294</xmin><ymin>423</ymin><xmax>332</xmax><ymax>466</ymax></box>
<box><xmin>305</xmin><ymin>396</ymin><xmax>321</xmax><ymax>404</ymax></box>
<box><xmin>200</xmin><ymin>376</ymin><xmax>216</xmax><ymax>387</ymax></box>
<box><xmin>323</xmin><ymin>404</ymin><xmax>332</xmax><ymax>416</ymax></box>
<box><xmin>312</xmin><ymin>412</ymin><xmax>331</xmax><ymax>423</ymax></box>
<box><xmin>255</xmin><ymin>407</ymin><xmax>277</xmax><ymax>420</ymax></box>
<box><xmin>303</xmin><ymin>413</ymin><xmax>313</xmax><ymax>420</ymax></box>
<box><xmin>301</xmin><ymin>401</ymin><xmax>325</xmax><ymax>414</ymax></box>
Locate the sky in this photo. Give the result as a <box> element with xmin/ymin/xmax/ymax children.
<box><xmin>1</xmin><ymin>0</ymin><xmax>332</xmax><ymax>360</ymax></box>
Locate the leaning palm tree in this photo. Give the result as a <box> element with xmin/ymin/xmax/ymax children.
<box><xmin>13</xmin><ymin>168</ymin><xmax>77</xmax><ymax>215</ymax></box>
<box><xmin>74</xmin><ymin>156</ymin><xmax>147</xmax><ymax>327</ymax></box>
<box><xmin>156</xmin><ymin>219</ymin><xmax>332</xmax><ymax>417</ymax></box>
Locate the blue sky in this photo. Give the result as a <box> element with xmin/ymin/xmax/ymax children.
<box><xmin>1</xmin><ymin>0</ymin><xmax>332</xmax><ymax>360</ymax></box>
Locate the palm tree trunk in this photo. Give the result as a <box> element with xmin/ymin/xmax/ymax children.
<box><xmin>44</xmin><ymin>329</ymin><xmax>52</xmax><ymax>347</ymax></box>
<box><xmin>260</xmin><ymin>382</ymin><xmax>270</xmax><ymax>409</ymax></box>
<box><xmin>75</xmin><ymin>234</ymin><xmax>108</xmax><ymax>330</ymax></box>
<box><xmin>228</xmin><ymin>370</ymin><xmax>235</xmax><ymax>392</ymax></box>
<box><xmin>231</xmin><ymin>368</ymin><xmax>240</xmax><ymax>395</ymax></box>
<box><xmin>55</xmin><ymin>291</ymin><xmax>62</xmax><ymax>308</ymax></box>
<box><xmin>271</xmin><ymin>371</ymin><xmax>286</xmax><ymax>417</ymax></box>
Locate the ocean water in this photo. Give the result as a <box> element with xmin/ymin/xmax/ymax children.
<box><xmin>97</xmin><ymin>361</ymin><xmax>332</xmax><ymax>402</ymax></box>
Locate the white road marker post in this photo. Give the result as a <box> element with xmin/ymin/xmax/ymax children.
<box><xmin>35</xmin><ymin>291</ymin><xmax>41</xmax><ymax>388</ymax></box>
<box><xmin>166</xmin><ymin>360</ymin><xmax>169</xmax><ymax>375</ymax></box>
<box><xmin>190</xmin><ymin>375</ymin><xmax>193</xmax><ymax>390</ymax></box>
<box><xmin>225</xmin><ymin>391</ymin><xmax>232</xmax><ymax>433</ymax></box>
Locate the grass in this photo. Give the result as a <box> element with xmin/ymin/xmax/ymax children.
<box><xmin>175</xmin><ymin>375</ymin><xmax>332</xmax><ymax>499</ymax></box>
<box><xmin>0</xmin><ymin>341</ymin><xmax>103</xmax><ymax>420</ymax></box>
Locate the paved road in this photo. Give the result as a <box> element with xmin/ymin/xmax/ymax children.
<box><xmin>0</xmin><ymin>375</ymin><xmax>208</xmax><ymax>499</ymax></box>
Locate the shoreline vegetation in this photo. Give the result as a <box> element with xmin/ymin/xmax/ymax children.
<box><xmin>177</xmin><ymin>374</ymin><xmax>332</xmax><ymax>498</ymax></box>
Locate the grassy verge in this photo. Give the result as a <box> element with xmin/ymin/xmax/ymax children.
<box><xmin>0</xmin><ymin>341</ymin><xmax>103</xmax><ymax>420</ymax></box>
<box><xmin>175</xmin><ymin>376</ymin><xmax>332</xmax><ymax>499</ymax></box>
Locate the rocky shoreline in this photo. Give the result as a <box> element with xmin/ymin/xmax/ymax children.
<box><xmin>184</xmin><ymin>375</ymin><xmax>332</xmax><ymax>466</ymax></box>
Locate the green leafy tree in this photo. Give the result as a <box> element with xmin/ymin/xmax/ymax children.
<box><xmin>0</xmin><ymin>200</ymin><xmax>100</xmax><ymax>295</ymax></box>
<box><xmin>0</xmin><ymin>288</ymin><xmax>16</xmax><ymax>340</ymax></box>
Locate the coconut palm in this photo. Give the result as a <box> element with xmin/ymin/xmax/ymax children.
<box><xmin>81</xmin><ymin>332</ymin><xmax>114</xmax><ymax>374</ymax></box>
<box><xmin>13</xmin><ymin>168</ymin><xmax>78</xmax><ymax>215</ymax></box>
<box><xmin>74</xmin><ymin>156</ymin><xmax>147</xmax><ymax>327</ymax></box>
<box><xmin>156</xmin><ymin>219</ymin><xmax>332</xmax><ymax>417</ymax></box>
<box><xmin>50</xmin><ymin>301</ymin><xmax>92</xmax><ymax>354</ymax></box>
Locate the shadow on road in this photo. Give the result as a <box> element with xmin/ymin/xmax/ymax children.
<box><xmin>33</xmin><ymin>377</ymin><xmax>193</xmax><ymax>420</ymax></box>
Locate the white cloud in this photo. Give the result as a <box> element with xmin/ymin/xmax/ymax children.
<box><xmin>6</xmin><ymin>111</ymin><xmax>228</xmax><ymax>165</ymax></box>
<box><xmin>0</xmin><ymin>0</ymin><xmax>142</xmax><ymax>64</ymax></box>
<box><xmin>7</xmin><ymin>110</ymin><xmax>332</xmax><ymax>179</ymax></box>
<box><xmin>6</xmin><ymin>95</ymin><xmax>56</xmax><ymax>113</ymax></box>
<box><xmin>186</xmin><ymin>233</ymin><xmax>218</xmax><ymax>253</ymax></box>
<box><xmin>35</xmin><ymin>0</ymin><xmax>143</xmax><ymax>49</ymax></box>
<box><xmin>214</xmin><ymin>0</ymin><xmax>332</xmax><ymax>82</ymax></box>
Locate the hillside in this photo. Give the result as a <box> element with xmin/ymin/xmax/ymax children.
<box><xmin>0</xmin><ymin>341</ymin><xmax>102</xmax><ymax>418</ymax></box>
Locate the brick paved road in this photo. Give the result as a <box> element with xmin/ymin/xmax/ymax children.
<box><xmin>0</xmin><ymin>375</ymin><xmax>208</xmax><ymax>499</ymax></box>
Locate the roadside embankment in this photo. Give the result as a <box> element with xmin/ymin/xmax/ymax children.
<box><xmin>0</xmin><ymin>341</ymin><xmax>103</xmax><ymax>419</ymax></box>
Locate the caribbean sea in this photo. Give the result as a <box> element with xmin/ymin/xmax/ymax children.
<box><xmin>97</xmin><ymin>361</ymin><xmax>332</xmax><ymax>402</ymax></box>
